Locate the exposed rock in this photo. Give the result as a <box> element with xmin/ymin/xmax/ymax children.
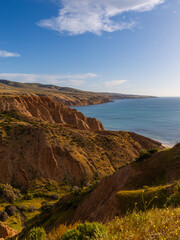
<box><xmin>0</xmin><ymin>95</ymin><xmax>163</xmax><ymax>187</ymax></box>
<box><xmin>0</xmin><ymin>222</ymin><xmax>18</xmax><ymax>239</ymax></box>
<box><xmin>0</xmin><ymin>96</ymin><xmax>104</xmax><ymax>131</ymax></box>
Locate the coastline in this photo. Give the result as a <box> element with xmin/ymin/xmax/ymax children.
<box><xmin>73</xmin><ymin>98</ymin><xmax>180</xmax><ymax>149</ymax></box>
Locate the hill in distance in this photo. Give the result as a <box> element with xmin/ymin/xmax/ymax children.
<box><xmin>0</xmin><ymin>79</ymin><xmax>156</xmax><ymax>106</ymax></box>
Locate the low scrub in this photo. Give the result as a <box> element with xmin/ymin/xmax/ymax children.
<box><xmin>49</xmin><ymin>207</ymin><xmax>180</xmax><ymax>240</ymax></box>
<box><xmin>61</xmin><ymin>222</ymin><xmax>106</xmax><ymax>240</ymax></box>
<box><xmin>135</xmin><ymin>148</ymin><xmax>158</xmax><ymax>162</ymax></box>
<box><xmin>165</xmin><ymin>182</ymin><xmax>180</xmax><ymax>207</ymax></box>
<box><xmin>115</xmin><ymin>186</ymin><xmax>168</xmax><ymax>214</ymax></box>
<box><xmin>26</xmin><ymin>227</ymin><xmax>47</xmax><ymax>240</ymax></box>
<box><xmin>0</xmin><ymin>184</ymin><xmax>20</xmax><ymax>202</ymax></box>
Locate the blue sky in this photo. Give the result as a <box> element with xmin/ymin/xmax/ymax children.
<box><xmin>0</xmin><ymin>0</ymin><xmax>179</xmax><ymax>96</ymax></box>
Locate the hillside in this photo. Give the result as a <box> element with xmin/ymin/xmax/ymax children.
<box><xmin>0</xmin><ymin>79</ymin><xmax>156</xmax><ymax>106</ymax></box>
<box><xmin>0</xmin><ymin>95</ymin><xmax>162</xmax><ymax>188</ymax></box>
<box><xmin>71</xmin><ymin>143</ymin><xmax>180</xmax><ymax>222</ymax></box>
<box><xmin>14</xmin><ymin>143</ymin><xmax>180</xmax><ymax>240</ymax></box>
<box><xmin>21</xmin><ymin>144</ymin><xmax>179</xmax><ymax>231</ymax></box>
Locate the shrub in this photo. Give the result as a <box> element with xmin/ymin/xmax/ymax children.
<box><xmin>28</xmin><ymin>205</ymin><xmax>37</xmax><ymax>212</ymax></box>
<box><xmin>62</xmin><ymin>222</ymin><xmax>106</xmax><ymax>240</ymax></box>
<box><xmin>166</xmin><ymin>193</ymin><xmax>180</xmax><ymax>207</ymax></box>
<box><xmin>5</xmin><ymin>205</ymin><xmax>17</xmax><ymax>216</ymax></box>
<box><xmin>135</xmin><ymin>150</ymin><xmax>151</xmax><ymax>162</ymax></box>
<box><xmin>61</xmin><ymin>229</ymin><xmax>81</xmax><ymax>240</ymax></box>
<box><xmin>19</xmin><ymin>205</ymin><xmax>27</xmax><ymax>211</ymax></box>
<box><xmin>41</xmin><ymin>202</ymin><xmax>53</xmax><ymax>211</ymax></box>
<box><xmin>48</xmin><ymin>194</ymin><xmax>59</xmax><ymax>200</ymax></box>
<box><xmin>24</xmin><ymin>193</ymin><xmax>33</xmax><ymax>200</ymax></box>
<box><xmin>174</xmin><ymin>182</ymin><xmax>180</xmax><ymax>192</ymax></box>
<box><xmin>165</xmin><ymin>183</ymin><xmax>180</xmax><ymax>207</ymax></box>
<box><xmin>0</xmin><ymin>184</ymin><xmax>20</xmax><ymax>202</ymax></box>
<box><xmin>26</xmin><ymin>227</ymin><xmax>47</xmax><ymax>240</ymax></box>
<box><xmin>148</xmin><ymin>148</ymin><xmax>158</xmax><ymax>154</ymax></box>
<box><xmin>0</xmin><ymin>211</ymin><xmax>8</xmax><ymax>221</ymax></box>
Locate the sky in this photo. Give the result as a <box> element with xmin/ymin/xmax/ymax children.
<box><xmin>0</xmin><ymin>0</ymin><xmax>179</xmax><ymax>96</ymax></box>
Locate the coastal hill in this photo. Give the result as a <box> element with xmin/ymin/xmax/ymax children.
<box><xmin>0</xmin><ymin>83</ymin><xmax>172</xmax><ymax>240</ymax></box>
<box><xmin>23</xmin><ymin>144</ymin><xmax>180</xmax><ymax>233</ymax></box>
<box><xmin>16</xmin><ymin>143</ymin><xmax>180</xmax><ymax>240</ymax></box>
<box><xmin>0</xmin><ymin>95</ymin><xmax>162</xmax><ymax>188</ymax></box>
<box><xmin>0</xmin><ymin>79</ymin><xmax>155</xmax><ymax>106</ymax></box>
<box><xmin>72</xmin><ymin>143</ymin><xmax>180</xmax><ymax>222</ymax></box>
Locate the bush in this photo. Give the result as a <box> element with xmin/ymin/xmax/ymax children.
<box><xmin>135</xmin><ymin>150</ymin><xmax>151</xmax><ymax>162</ymax></box>
<box><xmin>28</xmin><ymin>205</ymin><xmax>37</xmax><ymax>212</ymax></box>
<box><xmin>26</xmin><ymin>227</ymin><xmax>47</xmax><ymax>240</ymax></box>
<box><xmin>165</xmin><ymin>183</ymin><xmax>180</xmax><ymax>207</ymax></box>
<box><xmin>166</xmin><ymin>194</ymin><xmax>180</xmax><ymax>207</ymax></box>
<box><xmin>174</xmin><ymin>182</ymin><xmax>180</xmax><ymax>192</ymax></box>
<box><xmin>62</xmin><ymin>222</ymin><xmax>106</xmax><ymax>240</ymax></box>
<box><xmin>41</xmin><ymin>202</ymin><xmax>53</xmax><ymax>211</ymax></box>
<box><xmin>61</xmin><ymin>229</ymin><xmax>81</xmax><ymax>240</ymax></box>
<box><xmin>48</xmin><ymin>194</ymin><xmax>59</xmax><ymax>200</ymax></box>
<box><xmin>19</xmin><ymin>205</ymin><xmax>27</xmax><ymax>211</ymax></box>
<box><xmin>0</xmin><ymin>184</ymin><xmax>20</xmax><ymax>202</ymax></box>
<box><xmin>5</xmin><ymin>205</ymin><xmax>17</xmax><ymax>216</ymax></box>
<box><xmin>148</xmin><ymin>148</ymin><xmax>158</xmax><ymax>154</ymax></box>
<box><xmin>24</xmin><ymin>193</ymin><xmax>33</xmax><ymax>200</ymax></box>
<box><xmin>0</xmin><ymin>211</ymin><xmax>9</xmax><ymax>221</ymax></box>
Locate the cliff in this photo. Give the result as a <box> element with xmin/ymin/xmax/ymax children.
<box><xmin>0</xmin><ymin>96</ymin><xmax>104</xmax><ymax>131</ymax></box>
<box><xmin>0</xmin><ymin>96</ymin><xmax>163</xmax><ymax>187</ymax></box>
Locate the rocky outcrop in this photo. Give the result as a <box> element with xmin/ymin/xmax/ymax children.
<box><xmin>0</xmin><ymin>96</ymin><xmax>104</xmax><ymax>131</ymax></box>
<box><xmin>0</xmin><ymin>222</ymin><xmax>18</xmax><ymax>239</ymax></box>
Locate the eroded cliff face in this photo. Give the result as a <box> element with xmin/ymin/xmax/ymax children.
<box><xmin>0</xmin><ymin>96</ymin><xmax>104</xmax><ymax>131</ymax></box>
<box><xmin>0</xmin><ymin>95</ymin><xmax>163</xmax><ymax>188</ymax></box>
<box><xmin>0</xmin><ymin>112</ymin><xmax>163</xmax><ymax>187</ymax></box>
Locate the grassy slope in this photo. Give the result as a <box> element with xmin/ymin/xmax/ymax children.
<box><xmin>47</xmin><ymin>207</ymin><xmax>180</xmax><ymax>240</ymax></box>
<box><xmin>23</xmin><ymin>145</ymin><xmax>180</xmax><ymax>234</ymax></box>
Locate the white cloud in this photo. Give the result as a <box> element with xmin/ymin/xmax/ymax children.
<box><xmin>0</xmin><ymin>73</ymin><xmax>97</xmax><ymax>87</ymax></box>
<box><xmin>105</xmin><ymin>80</ymin><xmax>128</xmax><ymax>87</ymax></box>
<box><xmin>38</xmin><ymin>0</ymin><xmax>165</xmax><ymax>35</ymax></box>
<box><xmin>0</xmin><ymin>50</ymin><xmax>20</xmax><ymax>58</ymax></box>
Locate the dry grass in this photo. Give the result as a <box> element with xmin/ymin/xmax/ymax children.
<box><xmin>48</xmin><ymin>221</ymin><xmax>80</xmax><ymax>240</ymax></box>
<box><xmin>106</xmin><ymin>207</ymin><xmax>180</xmax><ymax>240</ymax></box>
<box><xmin>48</xmin><ymin>207</ymin><xmax>180</xmax><ymax>240</ymax></box>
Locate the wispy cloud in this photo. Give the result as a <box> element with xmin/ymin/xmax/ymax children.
<box><xmin>38</xmin><ymin>0</ymin><xmax>165</xmax><ymax>35</ymax></box>
<box><xmin>0</xmin><ymin>73</ymin><xmax>97</xmax><ymax>87</ymax></box>
<box><xmin>105</xmin><ymin>80</ymin><xmax>128</xmax><ymax>87</ymax></box>
<box><xmin>0</xmin><ymin>50</ymin><xmax>20</xmax><ymax>58</ymax></box>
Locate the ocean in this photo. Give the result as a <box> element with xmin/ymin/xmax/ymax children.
<box><xmin>73</xmin><ymin>97</ymin><xmax>180</xmax><ymax>147</ymax></box>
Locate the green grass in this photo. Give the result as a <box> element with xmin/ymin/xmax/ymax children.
<box><xmin>6</xmin><ymin>212</ymin><xmax>22</xmax><ymax>232</ymax></box>
<box><xmin>115</xmin><ymin>185</ymin><xmax>169</xmax><ymax>214</ymax></box>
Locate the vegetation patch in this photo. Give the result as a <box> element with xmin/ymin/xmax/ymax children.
<box><xmin>115</xmin><ymin>185</ymin><xmax>169</xmax><ymax>214</ymax></box>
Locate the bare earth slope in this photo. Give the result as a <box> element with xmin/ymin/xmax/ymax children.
<box><xmin>0</xmin><ymin>95</ymin><xmax>162</xmax><ymax>187</ymax></box>
<box><xmin>0</xmin><ymin>95</ymin><xmax>104</xmax><ymax>131</ymax></box>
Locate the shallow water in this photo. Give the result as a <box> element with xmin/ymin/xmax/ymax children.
<box><xmin>73</xmin><ymin>97</ymin><xmax>180</xmax><ymax>146</ymax></box>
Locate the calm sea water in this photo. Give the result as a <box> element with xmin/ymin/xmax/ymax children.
<box><xmin>73</xmin><ymin>97</ymin><xmax>180</xmax><ymax>146</ymax></box>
